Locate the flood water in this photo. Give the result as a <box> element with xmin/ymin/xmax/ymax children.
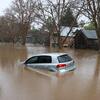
<box><xmin>0</xmin><ymin>44</ymin><xmax>100</xmax><ymax>100</ymax></box>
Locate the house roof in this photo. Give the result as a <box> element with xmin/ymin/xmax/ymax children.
<box><xmin>60</xmin><ymin>27</ymin><xmax>80</xmax><ymax>36</ymax></box>
<box><xmin>82</xmin><ymin>30</ymin><xmax>98</xmax><ymax>39</ymax></box>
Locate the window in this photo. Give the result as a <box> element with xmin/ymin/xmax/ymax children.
<box><xmin>58</xmin><ymin>54</ymin><xmax>72</xmax><ymax>63</ymax></box>
<box><xmin>38</xmin><ymin>56</ymin><xmax>52</xmax><ymax>63</ymax></box>
<box><xmin>25</xmin><ymin>56</ymin><xmax>52</xmax><ymax>64</ymax></box>
<box><xmin>25</xmin><ymin>56</ymin><xmax>38</xmax><ymax>64</ymax></box>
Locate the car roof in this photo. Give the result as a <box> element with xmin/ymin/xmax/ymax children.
<box><xmin>31</xmin><ymin>53</ymin><xmax>68</xmax><ymax>57</ymax></box>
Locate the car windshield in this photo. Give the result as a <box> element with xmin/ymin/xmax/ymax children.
<box><xmin>58</xmin><ymin>54</ymin><xmax>72</xmax><ymax>63</ymax></box>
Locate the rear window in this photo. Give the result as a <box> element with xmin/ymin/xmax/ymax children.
<box><xmin>58</xmin><ymin>54</ymin><xmax>72</xmax><ymax>63</ymax></box>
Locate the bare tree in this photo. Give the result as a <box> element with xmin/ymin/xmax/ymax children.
<box><xmin>0</xmin><ymin>15</ymin><xmax>19</xmax><ymax>43</ymax></box>
<box><xmin>78</xmin><ymin>0</ymin><xmax>100</xmax><ymax>50</ymax></box>
<box><xmin>4</xmin><ymin>10</ymin><xmax>19</xmax><ymax>43</ymax></box>
<box><xmin>35</xmin><ymin>0</ymin><xmax>84</xmax><ymax>48</ymax></box>
<box><xmin>6</xmin><ymin>0</ymin><xmax>36</xmax><ymax>45</ymax></box>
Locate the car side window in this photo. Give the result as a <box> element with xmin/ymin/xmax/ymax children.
<box><xmin>25</xmin><ymin>56</ymin><xmax>38</xmax><ymax>64</ymax></box>
<box><xmin>25</xmin><ymin>56</ymin><xmax>52</xmax><ymax>64</ymax></box>
<box><xmin>38</xmin><ymin>56</ymin><xmax>52</xmax><ymax>63</ymax></box>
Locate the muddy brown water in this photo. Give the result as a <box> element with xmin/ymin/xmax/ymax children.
<box><xmin>0</xmin><ymin>44</ymin><xmax>100</xmax><ymax>100</ymax></box>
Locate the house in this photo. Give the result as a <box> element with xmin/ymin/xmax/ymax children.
<box><xmin>60</xmin><ymin>27</ymin><xmax>80</xmax><ymax>47</ymax></box>
<box><xmin>74</xmin><ymin>30</ymin><xmax>99</xmax><ymax>50</ymax></box>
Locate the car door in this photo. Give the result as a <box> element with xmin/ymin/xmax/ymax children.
<box><xmin>36</xmin><ymin>56</ymin><xmax>52</xmax><ymax>69</ymax></box>
<box><xmin>25</xmin><ymin>55</ymin><xmax>52</xmax><ymax>70</ymax></box>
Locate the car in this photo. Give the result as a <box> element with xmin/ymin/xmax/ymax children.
<box><xmin>24</xmin><ymin>53</ymin><xmax>76</xmax><ymax>72</ymax></box>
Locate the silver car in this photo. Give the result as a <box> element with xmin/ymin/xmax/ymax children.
<box><xmin>24</xmin><ymin>53</ymin><xmax>76</xmax><ymax>72</ymax></box>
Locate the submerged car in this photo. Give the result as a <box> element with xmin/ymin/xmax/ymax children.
<box><xmin>24</xmin><ymin>53</ymin><xmax>76</xmax><ymax>72</ymax></box>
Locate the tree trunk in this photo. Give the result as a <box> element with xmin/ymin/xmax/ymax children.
<box><xmin>96</xmin><ymin>28</ymin><xmax>100</xmax><ymax>51</ymax></box>
<box><xmin>21</xmin><ymin>33</ymin><xmax>26</xmax><ymax>45</ymax></box>
<box><xmin>57</xmin><ymin>31</ymin><xmax>60</xmax><ymax>48</ymax></box>
<box><xmin>20</xmin><ymin>23</ymin><xmax>29</xmax><ymax>45</ymax></box>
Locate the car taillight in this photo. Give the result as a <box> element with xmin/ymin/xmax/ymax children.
<box><xmin>56</xmin><ymin>64</ymin><xmax>67</xmax><ymax>68</ymax></box>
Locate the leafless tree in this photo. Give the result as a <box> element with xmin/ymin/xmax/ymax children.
<box><xmin>77</xmin><ymin>0</ymin><xmax>100</xmax><ymax>50</ymax></box>
<box><xmin>6</xmin><ymin>0</ymin><xmax>36</xmax><ymax>45</ymax></box>
<box><xmin>35</xmin><ymin>0</ymin><xmax>84</xmax><ymax>48</ymax></box>
<box><xmin>0</xmin><ymin>15</ymin><xmax>19</xmax><ymax>43</ymax></box>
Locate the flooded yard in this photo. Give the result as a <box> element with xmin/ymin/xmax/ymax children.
<box><xmin>0</xmin><ymin>44</ymin><xmax>100</xmax><ymax>100</ymax></box>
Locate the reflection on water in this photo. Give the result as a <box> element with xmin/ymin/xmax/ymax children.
<box><xmin>94</xmin><ymin>54</ymin><xmax>100</xmax><ymax>77</ymax></box>
<box><xmin>0</xmin><ymin>44</ymin><xmax>100</xmax><ymax>100</ymax></box>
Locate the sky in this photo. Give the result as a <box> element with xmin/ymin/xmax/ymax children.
<box><xmin>0</xmin><ymin>0</ymin><xmax>12</xmax><ymax>15</ymax></box>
